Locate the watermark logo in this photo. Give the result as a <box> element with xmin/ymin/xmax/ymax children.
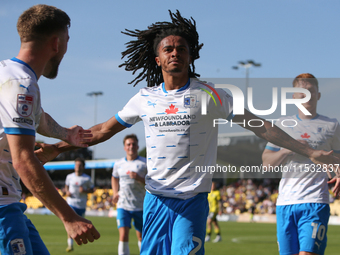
<box><xmin>200</xmin><ymin>83</ymin><xmax>223</xmax><ymax>115</ymax></box>
<box><xmin>201</xmin><ymin>84</ymin><xmax>311</xmax><ymax>116</ymax></box>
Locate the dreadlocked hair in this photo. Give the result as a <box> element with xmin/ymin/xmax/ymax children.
<box><xmin>119</xmin><ymin>10</ymin><xmax>203</xmax><ymax>87</ymax></box>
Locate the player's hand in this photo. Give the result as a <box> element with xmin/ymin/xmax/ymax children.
<box><xmin>129</xmin><ymin>171</ymin><xmax>138</xmax><ymax>180</ymax></box>
<box><xmin>309</xmin><ymin>150</ymin><xmax>337</xmax><ymax>166</ymax></box>
<box><xmin>63</xmin><ymin>215</ymin><xmax>100</xmax><ymax>245</ymax></box>
<box><xmin>328</xmin><ymin>177</ymin><xmax>340</xmax><ymax>197</ymax></box>
<box><xmin>66</xmin><ymin>125</ymin><xmax>92</xmax><ymax>148</ymax></box>
<box><xmin>327</xmin><ymin>160</ymin><xmax>340</xmax><ymax>196</ymax></box>
<box><xmin>34</xmin><ymin>142</ymin><xmax>60</xmax><ymax>164</ymax></box>
<box><xmin>309</xmin><ymin>149</ymin><xmax>340</xmax><ymax>196</ymax></box>
<box><xmin>112</xmin><ymin>194</ymin><xmax>119</xmax><ymax>204</ymax></box>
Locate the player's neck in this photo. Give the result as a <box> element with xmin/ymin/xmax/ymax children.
<box><xmin>162</xmin><ymin>73</ymin><xmax>189</xmax><ymax>91</ymax></box>
<box><xmin>75</xmin><ymin>170</ymin><xmax>83</xmax><ymax>176</ymax></box>
<box><xmin>126</xmin><ymin>154</ymin><xmax>138</xmax><ymax>161</ymax></box>
<box><xmin>16</xmin><ymin>43</ymin><xmax>50</xmax><ymax>80</ymax></box>
<box><xmin>298</xmin><ymin>110</ymin><xmax>318</xmax><ymax>120</ymax></box>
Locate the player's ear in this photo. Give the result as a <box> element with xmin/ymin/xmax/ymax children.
<box><xmin>50</xmin><ymin>35</ymin><xmax>59</xmax><ymax>53</ymax></box>
<box><xmin>317</xmin><ymin>92</ymin><xmax>321</xmax><ymax>100</ymax></box>
<box><xmin>155</xmin><ymin>56</ymin><xmax>161</xmax><ymax>66</ymax></box>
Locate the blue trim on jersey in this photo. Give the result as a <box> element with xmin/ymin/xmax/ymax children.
<box><xmin>115</xmin><ymin>113</ymin><xmax>132</xmax><ymax>128</ymax></box>
<box><xmin>124</xmin><ymin>156</ymin><xmax>140</xmax><ymax>162</ymax></box>
<box><xmin>296</xmin><ymin>114</ymin><xmax>320</xmax><ymax>121</ymax></box>
<box><xmin>10</xmin><ymin>57</ymin><xmax>37</xmax><ymax>80</ymax></box>
<box><xmin>265</xmin><ymin>145</ymin><xmax>280</xmax><ymax>151</ymax></box>
<box><xmin>162</xmin><ymin>79</ymin><xmax>190</xmax><ymax>93</ymax></box>
<box><xmin>4</xmin><ymin>127</ymin><xmax>35</xmax><ymax>136</ymax></box>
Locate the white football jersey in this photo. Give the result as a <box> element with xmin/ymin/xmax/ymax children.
<box><xmin>265</xmin><ymin>115</ymin><xmax>340</xmax><ymax>205</ymax></box>
<box><xmin>65</xmin><ymin>172</ymin><xmax>93</xmax><ymax>209</ymax></box>
<box><xmin>116</xmin><ymin>79</ymin><xmax>233</xmax><ymax>199</ymax></box>
<box><xmin>112</xmin><ymin>156</ymin><xmax>147</xmax><ymax>211</ymax></box>
<box><xmin>0</xmin><ymin>58</ymin><xmax>42</xmax><ymax>204</ymax></box>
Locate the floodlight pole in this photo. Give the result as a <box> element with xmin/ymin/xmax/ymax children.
<box><xmin>232</xmin><ymin>60</ymin><xmax>261</xmax><ymax>98</ymax></box>
<box><xmin>232</xmin><ymin>60</ymin><xmax>261</xmax><ymax>178</ymax></box>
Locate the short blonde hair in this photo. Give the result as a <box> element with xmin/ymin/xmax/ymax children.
<box><xmin>17</xmin><ymin>4</ymin><xmax>70</xmax><ymax>42</ymax></box>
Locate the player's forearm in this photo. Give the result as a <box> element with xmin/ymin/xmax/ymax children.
<box><xmin>262</xmin><ymin>149</ymin><xmax>292</xmax><ymax>167</ymax></box>
<box><xmin>37</xmin><ymin>111</ymin><xmax>68</xmax><ymax>140</ymax></box>
<box><xmin>111</xmin><ymin>177</ymin><xmax>119</xmax><ymax>196</ymax></box>
<box><xmin>54</xmin><ymin>122</ymin><xmax>115</xmax><ymax>153</ymax></box>
<box><xmin>256</xmin><ymin>121</ymin><xmax>314</xmax><ymax>158</ymax></box>
<box><xmin>137</xmin><ymin>175</ymin><xmax>145</xmax><ymax>185</ymax></box>
<box><xmin>14</xmin><ymin>155</ymin><xmax>76</xmax><ymax>222</ymax></box>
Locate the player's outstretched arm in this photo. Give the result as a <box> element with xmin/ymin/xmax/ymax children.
<box><xmin>8</xmin><ymin>133</ymin><xmax>100</xmax><ymax>244</ymax></box>
<box><xmin>262</xmin><ymin>148</ymin><xmax>293</xmax><ymax>168</ymax></box>
<box><xmin>35</xmin><ymin>116</ymin><xmax>126</xmax><ymax>164</ymax></box>
<box><xmin>262</xmin><ymin>139</ymin><xmax>307</xmax><ymax>168</ymax></box>
<box><xmin>326</xmin><ymin>152</ymin><xmax>340</xmax><ymax>195</ymax></box>
<box><xmin>111</xmin><ymin>176</ymin><xmax>120</xmax><ymax>204</ymax></box>
<box><xmin>37</xmin><ymin>110</ymin><xmax>92</xmax><ymax>147</ymax></box>
<box><xmin>234</xmin><ymin>110</ymin><xmax>340</xmax><ymax>194</ymax></box>
<box><xmin>234</xmin><ymin>110</ymin><xmax>333</xmax><ymax>160</ymax></box>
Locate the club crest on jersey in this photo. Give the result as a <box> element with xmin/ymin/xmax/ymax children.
<box><xmin>184</xmin><ymin>95</ymin><xmax>197</xmax><ymax>108</ymax></box>
<box><xmin>10</xmin><ymin>238</ymin><xmax>26</xmax><ymax>255</ymax></box>
<box><xmin>17</xmin><ymin>94</ymin><xmax>33</xmax><ymax>117</ymax></box>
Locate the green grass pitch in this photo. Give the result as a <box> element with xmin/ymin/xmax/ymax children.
<box><xmin>27</xmin><ymin>214</ymin><xmax>340</xmax><ymax>255</ymax></box>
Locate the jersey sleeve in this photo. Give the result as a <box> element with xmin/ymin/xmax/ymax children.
<box><xmin>265</xmin><ymin>119</ymin><xmax>282</xmax><ymax>152</ymax></box>
<box><xmin>331</xmin><ymin>121</ymin><xmax>340</xmax><ymax>153</ymax></box>
<box><xmin>115</xmin><ymin>92</ymin><xmax>142</xmax><ymax>128</ymax></box>
<box><xmin>112</xmin><ymin>162</ymin><xmax>119</xmax><ymax>178</ymax></box>
<box><xmin>0</xmin><ymin>79</ymin><xmax>41</xmax><ymax>136</ymax></box>
<box><xmin>85</xmin><ymin>176</ymin><xmax>94</xmax><ymax>190</ymax></box>
<box><xmin>65</xmin><ymin>174</ymin><xmax>70</xmax><ymax>186</ymax></box>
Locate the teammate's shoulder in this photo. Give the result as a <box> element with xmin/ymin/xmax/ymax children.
<box><xmin>81</xmin><ymin>173</ymin><xmax>91</xmax><ymax>179</ymax></box>
<box><xmin>0</xmin><ymin>58</ymin><xmax>35</xmax><ymax>86</ymax></box>
<box><xmin>275</xmin><ymin>115</ymin><xmax>297</xmax><ymax>122</ymax></box>
<box><xmin>189</xmin><ymin>78</ymin><xmax>215</xmax><ymax>89</ymax></box>
<box><xmin>66</xmin><ymin>172</ymin><xmax>75</xmax><ymax>178</ymax></box>
<box><xmin>316</xmin><ymin>114</ymin><xmax>339</xmax><ymax>123</ymax></box>
<box><xmin>139</xmin><ymin>84</ymin><xmax>162</xmax><ymax>95</ymax></box>
<box><xmin>115</xmin><ymin>157</ymin><xmax>127</xmax><ymax>165</ymax></box>
<box><xmin>137</xmin><ymin>156</ymin><xmax>147</xmax><ymax>163</ymax></box>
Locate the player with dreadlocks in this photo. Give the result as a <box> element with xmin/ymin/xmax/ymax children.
<box><xmin>35</xmin><ymin>10</ymin><xmax>340</xmax><ymax>255</ymax></box>
<box><xmin>119</xmin><ymin>10</ymin><xmax>202</xmax><ymax>87</ymax></box>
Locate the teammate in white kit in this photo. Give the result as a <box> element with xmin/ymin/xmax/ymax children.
<box><xmin>262</xmin><ymin>73</ymin><xmax>340</xmax><ymax>255</ymax></box>
<box><xmin>0</xmin><ymin>5</ymin><xmax>100</xmax><ymax>255</ymax></box>
<box><xmin>112</xmin><ymin>134</ymin><xmax>147</xmax><ymax>255</ymax></box>
<box><xmin>35</xmin><ymin>11</ymin><xmax>340</xmax><ymax>255</ymax></box>
<box><xmin>65</xmin><ymin>158</ymin><xmax>94</xmax><ymax>252</ymax></box>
